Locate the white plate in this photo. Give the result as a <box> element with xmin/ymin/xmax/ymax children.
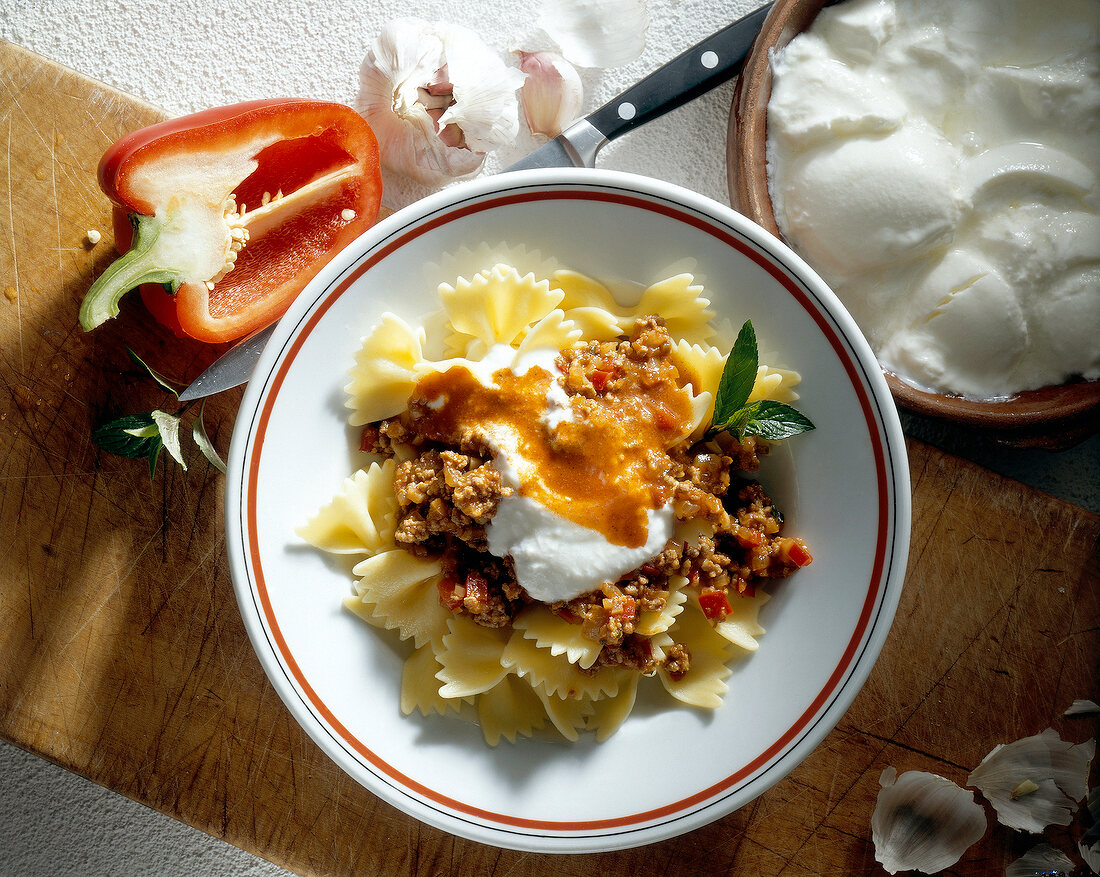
<box><xmin>225</xmin><ymin>169</ymin><xmax>910</xmax><ymax>853</ymax></box>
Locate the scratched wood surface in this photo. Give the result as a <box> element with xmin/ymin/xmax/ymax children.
<box><xmin>2</xmin><ymin>40</ymin><xmax>1098</xmax><ymax>876</ymax></box>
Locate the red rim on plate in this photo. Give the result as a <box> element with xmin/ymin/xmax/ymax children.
<box><xmin>226</xmin><ymin>171</ymin><xmax>910</xmax><ymax>852</ymax></box>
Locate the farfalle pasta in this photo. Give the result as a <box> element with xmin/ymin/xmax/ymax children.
<box><xmin>299</xmin><ymin>255</ymin><xmax>813</xmax><ymax>744</ymax></box>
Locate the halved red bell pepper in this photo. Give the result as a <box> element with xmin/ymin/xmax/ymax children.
<box><xmin>80</xmin><ymin>99</ymin><xmax>382</xmax><ymax>343</ymax></box>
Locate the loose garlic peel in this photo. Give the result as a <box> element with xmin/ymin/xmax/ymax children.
<box><xmin>358</xmin><ymin>19</ymin><xmax>524</xmax><ymax>186</ymax></box>
<box><xmin>1005</xmin><ymin>843</ymin><xmax>1076</xmax><ymax>877</ymax></box>
<box><xmin>516</xmin><ymin>51</ymin><xmax>583</xmax><ymax>139</ymax></box>
<box><xmin>871</xmin><ymin>768</ymin><xmax>986</xmax><ymax>875</ymax></box>
<box><xmin>538</xmin><ymin>0</ymin><xmax>649</xmax><ymax>68</ymax></box>
<box><xmin>968</xmin><ymin>728</ymin><xmax>1096</xmax><ymax>833</ymax></box>
<box><xmin>1080</xmin><ymin>786</ymin><xmax>1100</xmax><ymax>872</ymax></box>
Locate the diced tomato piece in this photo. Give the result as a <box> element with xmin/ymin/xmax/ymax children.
<box><xmin>698</xmin><ymin>590</ymin><xmax>733</xmax><ymax>621</ymax></box>
<box><xmin>784</xmin><ymin>540</ymin><xmax>813</xmax><ymax>567</ymax></box>
<box><xmin>655</xmin><ymin>404</ymin><xmax>680</xmax><ymax>431</ymax></box>
<box><xmin>589</xmin><ymin>368</ymin><xmax>614</xmax><ymax>392</ymax></box>
<box><xmin>436</xmin><ymin>576</ymin><xmax>464</xmax><ymax>612</ymax></box>
<box><xmin>463</xmin><ymin>571</ymin><xmax>489</xmax><ymax>605</ymax></box>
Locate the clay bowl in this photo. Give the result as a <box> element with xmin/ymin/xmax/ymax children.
<box><xmin>727</xmin><ymin>0</ymin><xmax>1100</xmax><ymax>450</ymax></box>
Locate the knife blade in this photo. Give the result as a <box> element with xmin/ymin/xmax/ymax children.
<box><xmin>177</xmin><ymin>2</ymin><xmax>773</xmax><ymax>401</ymax></box>
<box><xmin>178</xmin><ymin>325</ymin><xmax>275</xmax><ymax>401</ymax></box>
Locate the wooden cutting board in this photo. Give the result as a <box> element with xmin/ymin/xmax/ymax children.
<box><xmin>2</xmin><ymin>40</ymin><xmax>1097</xmax><ymax>876</ymax></box>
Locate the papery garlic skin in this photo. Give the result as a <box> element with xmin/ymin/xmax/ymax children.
<box><xmin>539</xmin><ymin>0</ymin><xmax>649</xmax><ymax>68</ymax></box>
<box><xmin>871</xmin><ymin>768</ymin><xmax>986</xmax><ymax>876</ymax></box>
<box><xmin>1080</xmin><ymin>786</ymin><xmax>1100</xmax><ymax>872</ymax></box>
<box><xmin>1065</xmin><ymin>698</ymin><xmax>1100</xmax><ymax>717</ymax></box>
<box><xmin>1005</xmin><ymin>843</ymin><xmax>1076</xmax><ymax>877</ymax></box>
<box><xmin>516</xmin><ymin>51</ymin><xmax>583</xmax><ymax>139</ymax></box>
<box><xmin>968</xmin><ymin>729</ymin><xmax>1096</xmax><ymax>834</ymax></box>
<box><xmin>358</xmin><ymin>19</ymin><xmax>524</xmax><ymax>186</ymax></box>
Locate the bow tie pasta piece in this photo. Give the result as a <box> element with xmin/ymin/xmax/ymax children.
<box><xmin>657</xmin><ymin>599</ymin><xmax>737</xmax><ymax>709</ymax></box>
<box><xmin>296</xmin><ymin>461</ymin><xmax>397</xmax><ymax>555</ymax></box>
<box><xmin>514</xmin><ymin>309</ymin><xmax>582</xmax><ymax>357</ymax></box>
<box><xmin>532</xmin><ymin>681</ymin><xmax>596</xmax><ymax>743</ymax></box>
<box><xmin>748</xmin><ymin>363</ymin><xmax>803</xmax><ymax>404</ymax></box>
<box><xmin>439</xmin><ymin>264</ymin><xmax>564</xmax><ymax>358</ymax></box>
<box><xmin>511</xmin><ymin>604</ymin><xmax>604</xmax><ymax>670</ymax></box>
<box><xmin>715</xmin><ymin>591</ymin><xmax>772</xmax><ymax>652</ymax></box>
<box><xmin>501</xmin><ymin>631</ymin><xmax>634</xmax><ymax>701</ymax></box>
<box><xmin>435</xmin><ymin>616</ymin><xmax>512</xmax><ymax>698</ymax></box>
<box><xmin>634</xmin><ymin>275</ymin><xmax>715</xmax><ymax>346</ymax></box>
<box><xmin>348</xmin><ymin>550</ymin><xmax>449</xmax><ymax>650</ymax></box>
<box><xmin>634</xmin><ymin>576</ymin><xmax>688</xmax><ymax>638</ymax></box>
<box><xmin>551</xmin><ymin>269</ymin><xmax>716</xmax><ymax>346</ymax></box>
<box><xmin>584</xmin><ymin>675</ymin><xmax>641</xmax><ymax>743</ymax></box>
<box><xmin>476</xmin><ymin>675</ymin><xmax>551</xmax><ymax>745</ymax></box>
<box><xmin>346</xmin><ymin>313</ymin><xmax>428</xmax><ymax>425</ymax></box>
<box><xmin>550</xmin><ymin>269</ymin><xmax>625</xmax><ymax>342</ymax></box>
<box><xmin>401</xmin><ymin>644</ymin><xmax>473</xmax><ymax>718</ymax></box>
<box><xmin>671</xmin><ymin>339</ymin><xmax>726</xmax><ymax>398</ymax></box>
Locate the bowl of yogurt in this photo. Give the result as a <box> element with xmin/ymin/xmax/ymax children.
<box><xmin>728</xmin><ymin>0</ymin><xmax>1100</xmax><ymax>448</ymax></box>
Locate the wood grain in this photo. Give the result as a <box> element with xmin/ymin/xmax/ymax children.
<box><xmin>2</xmin><ymin>40</ymin><xmax>1097</xmax><ymax>876</ymax></box>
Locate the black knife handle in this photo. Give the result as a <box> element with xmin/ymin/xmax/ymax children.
<box><xmin>586</xmin><ymin>3</ymin><xmax>772</xmax><ymax>143</ymax></box>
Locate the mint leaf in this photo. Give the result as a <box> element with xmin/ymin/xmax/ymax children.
<box><xmin>95</xmin><ymin>412</ymin><xmax>160</xmax><ymax>458</ymax></box>
<box><xmin>145</xmin><ymin>439</ymin><xmax>164</xmax><ymax>478</ymax></box>
<box><xmin>712</xmin><ymin>321</ymin><xmax>758</xmax><ymax>430</ymax></box>
<box><xmin>708</xmin><ymin>320</ymin><xmax>816</xmax><ymax>443</ymax></box>
<box><xmin>738</xmin><ymin>400</ymin><xmax>815</xmax><ymax>441</ymax></box>
<box><xmin>126</xmin><ymin>347</ymin><xmax>182</xmax><ymax>396</ymax></box>
<box><xmin>151</xmin><ymin>410</ymin><xmax>186</xmax><ymax>470</ymax></box>
<box><xmin>93</xmin><ymin>353</ymin><xmax>225</xmax><ymax>479</ymax></box>
<box><xmin>192</xmin><ymin>400</ymin><xmax>227</xmax><ymax>474</ymax></box>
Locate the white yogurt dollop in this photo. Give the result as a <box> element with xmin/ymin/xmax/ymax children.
<box><xmin>767</xmin><ymin>0</ymin><xmax>1100</xmax><ymax>398</ymax></box>
<box><xmin>487</xmin><ymin>498</ymin><xmax>673</xmax><ymax>604</ymax></box>
<box><xmin>451</xmin><ymin>345</ymin><xmax>673</xmax><ymax>604</ymax></box>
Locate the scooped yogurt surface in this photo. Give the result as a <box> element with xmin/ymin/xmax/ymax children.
<box><xmin>767</xmin><ymin>0</ymin><xmax>1100</xmax><ymax>398</ymax></box>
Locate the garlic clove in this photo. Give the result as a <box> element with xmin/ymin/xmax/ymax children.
<box><xmin>539</xmin><ymin>0</ymin><xmax>649</xmax><ymax>69</ymax></box>
<box><xmin>1005</xmin><ymin>843</ymin><xmax>1076</xmax><ymax>877</ymax></box>
<box><xmin>439</xmin><ymin>26</ymin><xmax>525</xmax><ymax>153</ymax></box>
<box><xmin>871</xmin><ymin>767</ymin><xmax>987</xmax><ymax>875</ymax></box>
<box><xmin>515</xmin><ymin>51</ymin><xmax>584</xmax><ymax>139</ymax></box>
<box><xmin>358</xmin><ymin>18</ymin><xmax>523</xmax><ymax>186</ymax></box>
<box><xmin>968</xmin><ymin>728</ymin><xmax>1096</xmax><ymax>833</ymax></box>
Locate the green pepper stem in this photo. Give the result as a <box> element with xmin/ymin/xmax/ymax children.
<box><xmin>79</xmin><ymin>215</ymin><xmax>187</xmax><ymax>331</ymax></box>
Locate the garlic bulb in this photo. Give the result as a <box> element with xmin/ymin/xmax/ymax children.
<box><xmin>358</xmin><ymin>19</ymin><xmax>525</xmax><ymax>186</ymax></box>
<box><xmin>871</xmin><ymin>768</ymin><xmax>986</xmax><ymax>875</ymax></box>
<box><xmin>516</xmin><ymin>51</ymin><xmax>583</xmax><ymax>139</ymax></box>
<box><xmin>968</xmin><ymin>728</ymin><xmax>1095</xmax><ymax>833</ymax></box>
<box><xmin>539</xmin><ymin>0</ymin><xmax>649</xmax><ymax>68</ymax></box>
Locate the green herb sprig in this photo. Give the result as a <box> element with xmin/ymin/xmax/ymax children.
<box><xmin>92</xmin><ymin>348</ymin><xmax>226</xmax><ymax>477</ymax></box>
<box><xmin>709</xmin><ymin>320</ymin><xmax>815</xmax><ymax>441</ymax></box>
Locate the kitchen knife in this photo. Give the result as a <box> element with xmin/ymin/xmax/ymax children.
<box><xmin>176</xmin><ymin>2</ymin><xmax>773</xmax><ymax>402</ymax></box>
